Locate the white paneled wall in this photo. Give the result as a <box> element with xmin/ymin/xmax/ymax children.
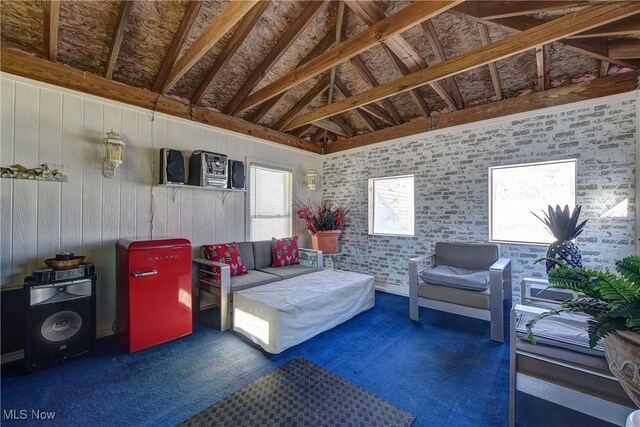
<box><xmin>0</xmin><ymin>74</ymin><xmax>322</xmax><ymax>335</ymax></box>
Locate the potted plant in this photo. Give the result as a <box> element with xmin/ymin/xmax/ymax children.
<box><xmin>294</xmin><ymin>199</ymin><xmax>350</xmax><ymax>254</ymax></box>
<box><xmin>526</xmin><ymin>255</ymin><xmax>640</xmax><ymax>407</ymax></box>
<box><xmin>533</xmin><ymin>204</ymin><xmax>587</xmax><ymax>272</ymax></box>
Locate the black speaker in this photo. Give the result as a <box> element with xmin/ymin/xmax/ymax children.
<box><xmin>228</xmin><ymin>160</ymin><xmax>245</xmax><ymax>189</ymax></box>
<box><xmin>24</xmin><ymin>276</ymin><xmax>96</xmax><ymax>373</ymax></box>
<box><xmin>160</xmin><ymin>148</ymin><xmax>185</xmax><ymax>184</ymax></box>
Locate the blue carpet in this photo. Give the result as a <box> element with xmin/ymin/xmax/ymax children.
<box><xmin>1</xmin><ymin>292</ymin><xmax>613</xmax><ymax>426</ymax></box>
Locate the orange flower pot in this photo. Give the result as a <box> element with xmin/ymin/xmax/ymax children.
<box><xmin>311</xmin><ymin>230</ymin><xmax>341</xmax><ymax>254</ymax></box>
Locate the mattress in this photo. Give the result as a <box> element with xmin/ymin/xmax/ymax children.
<box><xmin>233</xmin><ymin>269</ymin><xmax>375</xmax><ymax>354</ymax></box>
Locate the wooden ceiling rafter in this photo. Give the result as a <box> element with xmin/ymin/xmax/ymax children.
<box><xmin>349</xmin><ymin>56</ymin><xmax>403</xmax><ymax>125</ymax></box>
<box><xmin>334</xmin><ymin>76</ymin><xmax>378</xmax><ymax>132</ymax></box>
<box><xmin>223</xmin><ymin>0</ymin><xmax>327</xmax><ymax>116</ymax></box>
<box><xmin>474</xmin><ymin>15</ymin><xmax>640</xmax><ymax>69</ymax></box>
<box><xmin>609</xmin><ymin>39</ymin><xmax>640</xmax><ymax>60</ymax></box>
<box><xmin>153</xmin><ymin>1</ymin><xmax>204</xmax><ymax>92</ymax></box>
<box><xmin>0</xmin><ymin>48</ymin><xmax>320</xmax><ymax>153</ymax></box>
<box><xmin>235</xmin><ymin>0</ymin><xmax>464</xmax><ymax>114</ymax></box>
<box><xmin>250</xmin><ymin>27</ymin><xmax>336</xmax><ymax>124</ymax></box>
<box><xmin>452</xmin><ymin>1</ymin><xmax>588</xmax><ymax>20</ymax></box>
<box><xmin>536</xmin><ymin>45</ymin><xmax>550</xmax><ymax>91</ymax></box>
<box><xmin>276</xmin><ymin>74</ymin><xmax>331</xmax><ymax>131</ymax></box>
<box><xmin>476</xmin><ymin>23</ymin><xmax>503</xmax><ymax>100</ymax></box>
<box><xmin>43</xmin><ymin>0</ymin><xmax>60</xmax><ymax>62</ymax></box>
<box><xmin>104</xmin><ymin>0</ymin><xmax>134</xmax><ymax>79</ymax></box>
<box><xmin>190</xmin><ymin>1</ymin><xmax>269</xmax><ymax>105</ymax></box>
<box><xmin>283</xmin><ymin>2</ymin><xmax>640</xmax><ymax>131</ymax></box>
<box><xmin>345</xmin><ymin>0</ymin><xmax>435</xmax><ymax>115</ymax></box>
<box><xmin>321</xmin><ymin>1</ymin><xmax>348</xmax><ymax>145</ymax></box>
<box><xmin>421</xmin><ymin>20</ymin><xmax>465</xmax><ymax>109</ymax></box>
<box><xmin>314</xmin><ymin>118</ymin><xmax>353</xmax><ymax>137</ymax></box>
<box><xmin>568</xmin><ymin>16</ymin><xmax>640</xmax><ymax>39</ymax></box>
<box><xmin>325</xmin><ymin>70</ymin><xmax>640</xmax><ymax>153</ymax></box>
<box><xmin>160</xmin><ymin>0</ymin><xmax>260</xmax><ymax>94</ymax></box>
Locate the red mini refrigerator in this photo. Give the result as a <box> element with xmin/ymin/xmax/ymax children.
<box><xmin>116</xmin><ymin>238</ymin><xmax>193</xmax><ymax>353</ymax></box>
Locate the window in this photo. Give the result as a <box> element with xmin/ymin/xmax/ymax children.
<box><xmin>489</xmin><ymin>160</ymin><xmax>576</xmax><ymax>244</ymax></box>
<box><xmin>249</xmin><ymin>164</ymin><xmax>292</xmax><ymax>241</ymax></box>
<box><xmin>368</xmin><ymin>175</ymin><xmax>415</xmax><ymax>236</ymax></box>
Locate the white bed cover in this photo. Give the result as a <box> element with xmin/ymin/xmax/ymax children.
<box><xmin>233</xmin><ymin>269</ymin><xmax>375</xmax><ymax>354</ymax></box>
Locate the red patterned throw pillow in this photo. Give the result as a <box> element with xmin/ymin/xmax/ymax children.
<box><xmin>203</xmin><ymin>242</ymin><xmax>248</xmax><ymax>276</ymax></box>
<box><xmin>271</xmin><ymin>236</ymin><xmax>300</xmax><ymax>267</ymax></box>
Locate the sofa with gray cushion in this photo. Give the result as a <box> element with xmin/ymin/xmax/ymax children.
<box><xmin>194</xmin><ymin>240</ymin><xmax>323</xmax><ymax>331</ymax></box>
<box><xmin>409</xmin><ymin>242</ymin><xmax>512</xmax><ymax>342</ymax></box>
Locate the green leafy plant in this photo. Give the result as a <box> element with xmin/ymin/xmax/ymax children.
<box><xmin>526</xmin><ymin>254</ymin><xmax>640</xmax><ymax>348</ymax></box>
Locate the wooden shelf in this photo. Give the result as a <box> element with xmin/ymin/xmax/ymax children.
<box><xmin>155</xmin><ymin>183</ymin><xmax>245</xmax><ymax>204</ymax></box>
<box><xmin>155</xmin><ymin>183</ymin><xmax>245</xmax><ymax>193</ymax></box>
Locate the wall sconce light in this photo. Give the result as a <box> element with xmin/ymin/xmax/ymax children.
<box><xmin>102</xmin><ymin>130</ymin><xmax>125</xmax><ymax>178</ymax></box>
<box><xmin>305</xmin><ymin>169</ymin><xmax>318</xmax><ymax>191</ymax></box>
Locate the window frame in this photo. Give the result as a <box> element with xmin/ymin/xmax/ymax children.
<box><xmin>246</xmin><ymin>158</ymin><xmax>293</xmax><ymax>242</ymax></box>
<box><xmin>488</xmin><ymin>159</ymin><xmax>577</xmax><ymax>246</ymax></box>
<box><xmin>368</xmin><ymin>174</ymin><xmax>415</xmax><ymax>237</ymax></box>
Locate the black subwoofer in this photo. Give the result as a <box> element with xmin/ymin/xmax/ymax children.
<box><xmin>160</xmin><ymin>148</ymin><xmax>185</xmax><ymax>184</ymax></box>
<box><xmin>227</xmin><ymin>160</ymin><xmax>245</xmax><ymax>189</ymax></box>
<box><xmin>24</xmin><ymin>276</ymin><xmax>96</xmax><ymax>373</ymax></box>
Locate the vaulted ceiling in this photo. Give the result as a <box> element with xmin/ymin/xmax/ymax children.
<box><xmin>1</xmin><ymin>1</ymin><xmax>639</xmax><ymax>154</ymax></box>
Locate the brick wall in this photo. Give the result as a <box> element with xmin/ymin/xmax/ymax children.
<box><xmin>323</xmin><ymin>94</ymin><xmax>638</xmax><ymax>299</ymax></box>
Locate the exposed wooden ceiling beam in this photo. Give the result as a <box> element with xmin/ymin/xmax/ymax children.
<box><xmin>153</xmin><ymin>1</ymin><xmax>203</xmax><ymax>92</ymax></box>
<box><xmin>294</xmin><ymin>124</ymin><xmax>315</xmax><ymax>138</ymax></box>
<box><xmin>191</xmin><ymin>1</ymin><xmax>268</xmax><ymax>104</ymax></box>
<box><xmin>223</xmin><ymin>1</ymin><xmax>326</xmax><ymax>115</ymax></box>
<box><xmin>476</xmin><ymin>23</ymin><xmax>502</xmax><ymax>100</ymax></box>
<box><xmin>349</xmin><ymin>56</ymin><xmax>403</xmax><ymax>125</ymax></box>
<box><xmin>283</xmin><ymin>3</ymin><xmax>640</xmax><ymax>131</ymax></box>
<box><xmin>43</xmin><ymin>0</ymin><xmax>60</xmax><ymax>61</ymax></box>
<box><xmin>160</xmin><ymin>0</ymin><xmax>259</xmax><ymax>94</ymax></box>
<box><xmin>345</xmin><ymin>0</ymin><xmax>435</xmax><ymax>114</ymax></box>
<box><xmin>322</xmin><ymin>1</ymin><xmax>348</xmax><ymax>144</ymax></box>
<box><xmin>569</xmin><ymin>16</ymin><xmax>640</xmax><ymax>39</ymax></box>
<box><xmin>334</xmin><ymin>76</ymin><xmax>378</xmax><ymax>132</ymax></box>
<box><xmin>421</xmin><ymin>20</ymin><xmax>464</xmax><ymax>109</ymax></box>
<box><xmin>276</xmin><ymin>74</ymin><xmax>331</xmax><ymax>131</ymax></box>
<box><xmin>452</xmin><ymin>1</ymin><xmax>587</xmax><ymax>20</ymax></box>
<box><xmin>331</xmin><ymin>114</ymin><xmax>357</xmax><ymax>138</ymax></box>
<box><xmin>536</xmin><ymin>45</ymin><xmax>550</xmax><ymax>91</ymax></box>
<box><xmin>609</xmin><ymin>39</ymin><xmax>640</xmax><ymax>60</ymax></box>
<box><xmin>314</xmin><ymin>118</ymin><xmax>353</xmax><ymax>138</ymax></box>
<box><xmin>250</xmin><ymin>26</ymin><xmax>336</xmax><ymax>124</ymax></box>
<box><xmin>235</xmin><ymin>1</ymin><xmax>464</xmax><ymax>114</ymax></box>
<box><xmin>104</xmin><ymin>0</ymin><xmax>134</xmax><ymax>79</ymax></box>
<box><xmin>479</xmin><ymin>15</ymin><xmax>640</xmax><ymax>69</ymax></box>
<box><xmin>325</xmin><ymin>70</ymin><xmax>640</xmax><ymax>153</ymax></box>
<box><xmin>0</xmin><ymin>48</ymin><xmax>319</xmax><ymax>153</ymax></box>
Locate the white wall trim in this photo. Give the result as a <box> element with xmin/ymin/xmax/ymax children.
<box><xmin>325</xmin><ymin>90</ymin><xmax>639</xmax><ymax>157</ymax></box>
<box><xmin>0</xmin><ymin>72</ymin><xmax>323</xmax><ymax>159</ymax></box>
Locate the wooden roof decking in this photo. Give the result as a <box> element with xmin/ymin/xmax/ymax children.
<box><xmin>1</xmin><ymin>0</ymin><xmax>639</xmax><ymax>154</ymax></box>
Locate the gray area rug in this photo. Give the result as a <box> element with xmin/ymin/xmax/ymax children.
<box><xmin>179</xmin><ymin>357</ymin><xmax>416</xmax><ymax>427</ymax></box>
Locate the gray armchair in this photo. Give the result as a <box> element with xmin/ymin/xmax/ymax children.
<box><xmin>510</xmin><ymin>281</ymin><xmax>636</xmax><ymax>426</ymax></box>
<box><xmin>409</xmin><ymin>242</ymin><xmax>512</xmax><ymax>342</ymax></box>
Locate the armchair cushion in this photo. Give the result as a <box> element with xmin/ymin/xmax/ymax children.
<box><xmin>418</xmin><ymin>265</ymin><xmax>490</xmax><ymax>291</ymax></box>
<box><xmin>434</xmin><ymin>242</ymin><xmax>499</xmax><ymax>270</ymax></box>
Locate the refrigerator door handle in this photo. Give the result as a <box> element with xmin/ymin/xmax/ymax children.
<box><xmin>132</xmin><ymin>270</ymin><xmax>158</xmax><ymax>278</ymax></box>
